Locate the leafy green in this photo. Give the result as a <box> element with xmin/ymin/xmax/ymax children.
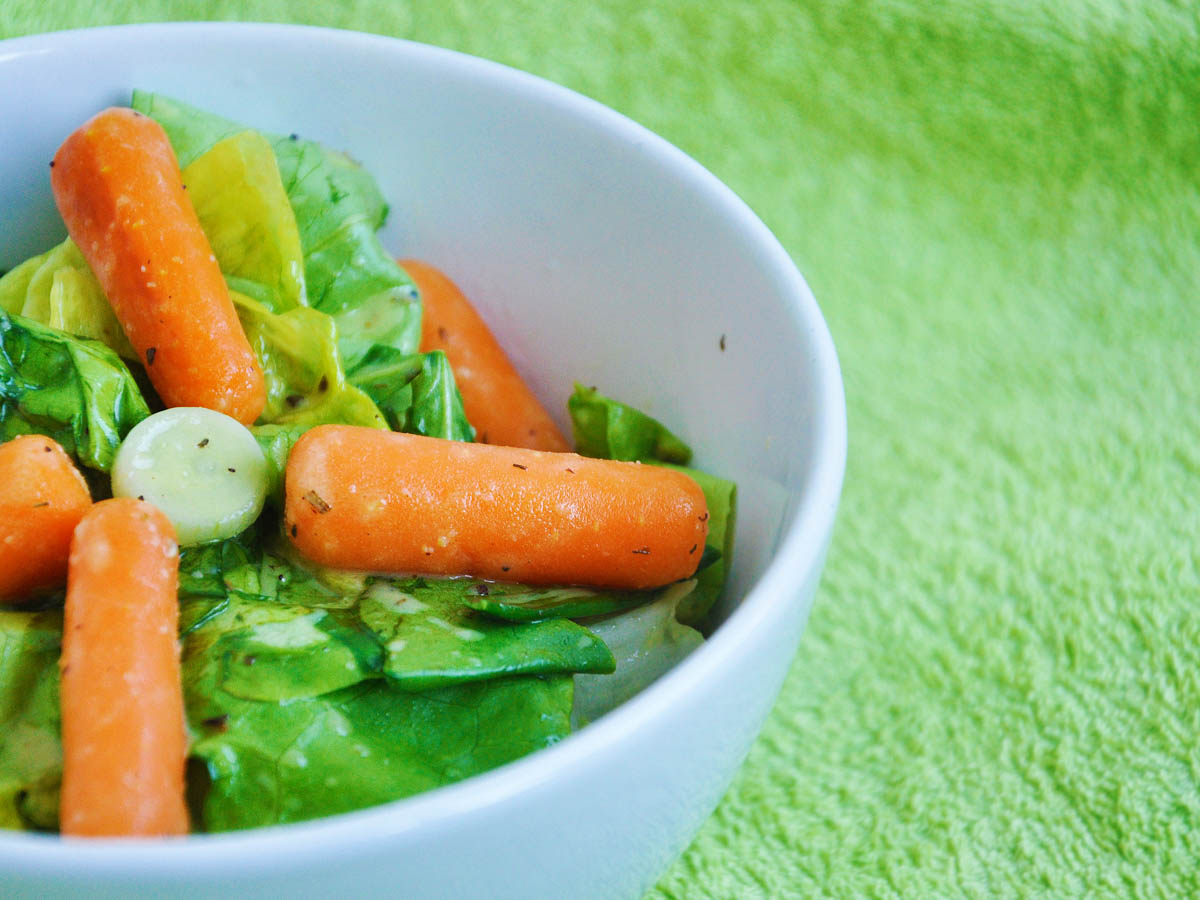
<box><xmin>250</xmin><ymin>423</ymin><xmax>309</xmax><ymax>506</ymax></box>
<box><xmin>232</xmin><ymin>291</ymin><xmax>385</xmax><ymax>429</ymax></box>
<box><xmin>186</xmin><ymin>675</ymin><xmax>573</xmax><ymax>832</ymax></box>
<box><xmin>359</xmin><ymin>579</ymin><xmax>615</xmax><ymax>692</ymax></box>
<box><xmin>184</xmin><ymin>597</ymin><xmax>381</xmax><ymax>702</ymax></box>
<box><xmin>0</xmin><ymin>241</ymin><xmax>135</xmax><ymax>359</ymax></box>
<box><xmin>463</xmin><ymin>583</ymin><xmax>654</xmax><ymax>623</ymax></box>
<box><xmin>181</xmin><ymin>130</ymin><xmax>307</xmax><ymax>313</ymax></box>
<box><xmin>178</xmin><ymin>525</ymin><xmax>366</xmax><ymax>614</ymax></box>
<box><xmin>0</xmin><ymin>611</ymin><xmax>62</xmax><ymax>831</ymax></box>
<box><xmin>348</xmin><ymin>347</ymin><xmax>474</xmax><ymax>441</ymax></box>
<box><xmin>568</xmin><ymin>383</ymin><xmax>692</xmax><ymax>464</ymax></box>
<box><xmin>573</xmin><ymin>581</ymin><xmax>704</xmax><ymax>729</ymax></box>
<box><xmin>0</xmin><ymin>312</ymin><xmax>150</xmax><ymax>471</ymax></box>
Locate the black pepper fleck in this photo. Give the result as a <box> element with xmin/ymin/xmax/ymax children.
<box><xmin>318</xmin><ymin>375</ymin><xmax>328</xmax><ymax>393</ymax></box>
<box><xmin>286</xmin><ymin>394</ymin><xmax>303</xmax><ymax>408</ymax></box>
<box><xmin>43</xmin><ymin>445</ymin><xmax>52</xmax><ymax>452</ymax></box>
<box><xmin>202</xmin><ymin>714</ymin><xmax>229</xmax><ymax>732</ymax></box>
<box><xmin>49</xmin><ymin>160</ymin><xmax>55</xmax><ymax>168</ymax></box>
<box><xmin>146</xmin><ymin>346</ymin><xmax>157</xmax><ymax>366</ymax></box>
<box><xmin>198</xmin><ymin>438</ymin><xmax>210</xmax><ymax>448</ymax></box>
<box><xmin>633</xmin><ymin>547</ymin><xmax>650</xmax><ymax>555</ymax></box>
<box><xmin>512</xmin><ymin>463</ymin><xmax>527</xmax><ymax>470</ymax></box>
<box><xmin>501</xmin><ymin>565</ymin><xmax>510</xmax><ymax>572</ymax></box>
<box><xmin>228</xmin><ymin>467</ymin><xmax>237</xmax><ymax>473</ymax></box>
<box><xmin>689</xmin><ymin>544</ymin><xmax>697</xmax><ymax>553</ymax></box>
<box><xmin>474</xmin><ymin>583</ymin><xmax>490</xmax><ymax>596</ymax></box>
<box><xmin>31</xmin><ymin>501</ymin><xmax>49</xmax><ymax>508</ymax></box>
<box><xmin>719</xmin><ymin>334</ymin><xmax>726</xmax><ymax>351</ymax></box>
<box><xmin>291</xmin><ymin>524</ymin><xmax>298</xmax><ymax>538</ymax></box>
<box><xmin>289</xmin><ymin>133</ymin><xmax>299</xmax><ymax>141</ymax></box>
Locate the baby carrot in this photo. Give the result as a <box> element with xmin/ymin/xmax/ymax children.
<box><xmin>51</xmin><ymin>107</ymin><xmax>265</xmax><ymax>424</ymax></box>
<box><xmin>285</xmin><ymin>425</ymin><xmax>708</xmax><ymax>590</ymax></box>
<box><xmin>59</xmin><ymin>498</ymin><xmax>188</xmax><ymax>837</ymax></box>
<box><xmin>0</xmin><ymin>435</ymin><xmax>92</xmax><ymax>603</ymax></box>
<box><xmin>406</xmin><ymin>259</ymin><xmax>571</xmax><ymax>451</ymax></box>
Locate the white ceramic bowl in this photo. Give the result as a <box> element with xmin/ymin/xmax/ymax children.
<box><xmin>0</xmin><ymin>23</ymin><xmax>846</xmax><ymax>900</ymax></box>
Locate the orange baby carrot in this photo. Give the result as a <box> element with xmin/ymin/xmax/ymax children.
<box><xmin>51</xmin><ymin>107</ymin><xmax>265</xmax><ymax>424</ymax></box>
<box><xmin>407</xmin><ymin>259</ymin><xmax>571</xmax><ymax>451</ymax></box>
<box><xmin>59</xmin><ymin>498</ymin><xmax>187</xmax><ymax>838</ymax></box>
<box><xmin>0</xmin><ymin>435</ymin><xmax>92</xmax><ymax>603</ymax></box>
<box><xmin>285</xmin><ymin>425</ymin><xmax>708</xmax><ymax>590</ymax></box>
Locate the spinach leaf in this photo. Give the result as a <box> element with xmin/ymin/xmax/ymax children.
<box><xmin>568</xmin><ymin>383</ymin><xmax>692</xmax><ymax>465</ymax></box>
<box><xmin>187</xmin><ymin>675</ymin><xmax>573</xmax><ymax>832</ymax></box>
<box><xmin>0</xmin><ymin>610</ymin><xmax>63</xmax><ymax>831</ymax></box>
<box><xmin>179</xmin><ymin>525</ymin><xmax>367</xmax><ymax>615</ymax></box>
<box><xmin>0</xmin><ymin>240</ymin><xmax>135</xmax><ymax>360</ymax></box>
<box><xmin>348</xmin><ymin>347</ymin><xmax>475</xmax><ymax>441</ymax></box>
<box><xmin>0</xmin><ymin>312</ymin><xmax>150</xmax><ymax>471</ymax></box>
<box><xmin>183</xmin><ymin>596</ymin><xmax>381</xmax><ymax>703</ymax></box>
<box><xmin>359</xmin><ymin>579</ymin><xmax>615</xmax><ymax>691</ymax></box>
<box><xmin>463</xmin><ymin>583</ymin><xmax>653</xmax><ymax>623</ymax></box>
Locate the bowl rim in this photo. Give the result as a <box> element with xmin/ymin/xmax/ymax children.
<box><xmin>0</xmin><ymin>20</ymin><xmax>847</xmax><ymax>868</ymax></box>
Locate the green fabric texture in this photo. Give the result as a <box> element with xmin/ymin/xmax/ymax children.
<box><xmin>5</xmin><ymin>1</ymin><xmax>1199</xmax><ymax>896</ymax></box>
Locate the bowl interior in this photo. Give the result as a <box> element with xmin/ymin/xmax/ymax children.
<box><xmin>0</xmin><ymin>21</ymin><xmax>845</xmax><ymax>873</ymax></box>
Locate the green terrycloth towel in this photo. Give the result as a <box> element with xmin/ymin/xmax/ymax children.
<box><xmin>5</xmin><ymin>1</ymin><xmax>1199</xmax><ymax>896</ymax></box>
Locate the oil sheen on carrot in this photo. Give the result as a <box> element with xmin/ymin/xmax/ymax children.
<box><xmin>59</xmin><ymin>498</ymin><xmax>188</xmax><ymax>837</ymax></box>
<box><xmin>285</xmin><ymin>425</ymin><xmax>708</xmax><ymax>590</ymax></box>
<box><xmin>51</xmin><ymin>107</ymin><xmax>265</xmax><ymax>424</ymax></box>
<box><xmin>0</xmin><ymin>435</ymin><xmax>92</xmax><ymax>602</ymax></box>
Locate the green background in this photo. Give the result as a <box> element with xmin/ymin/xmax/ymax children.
<box><xmin>4</xmin><ymin>1</ymin><xmax>1198</xmax><ymax>896</ymax></box>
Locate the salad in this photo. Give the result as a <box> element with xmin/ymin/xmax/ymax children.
<box><xmin>0</xmin><ymin>94</ymin><xmax>736</xmax><ymax>835</ymax></box>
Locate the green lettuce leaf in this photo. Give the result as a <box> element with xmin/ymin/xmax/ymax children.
<box><xmin>186</xmin><ymin>675</ymin><xmax>573</xmax><ymax>832</ymax></box>
<box><xmin>0</xmin><ymin>610</ymin><xmax>63</xmax><ymax>831</ymax></box>
<box><xmin>180</xmin><ymin>130</ymin><xmax>307</xmax><ymax>312</ymax></box>
<box><xmin>348</xmin><ymin>347</ymin><xmax>474</xmax><ymax>441</ymax></box>
<box><xmin>358</xmin><ymin>579</ymin><xmax>615</xmax><ymax>692</ymax></box>
<box><xmin>573</xmin><ymin>580</ymin><xmax>704</xmax><ymax>728</ymax></box>
<box><xmin>184</xmin><ymin>597</ymin><xmax>382</xmax><ymax>703</ymax></box>
<box><xmin>232</xmin><ymin>291</ymin><xmax>385</xmax><ymax>429</ymax></box>
<box><xmin>0</xmin><ymin>312</ymin><xmax>150</xmax><ymax>471</ymax></box>
<box><xmin>0</xmin><ymin>240</ymin><xmax>135</xmax><ymax>360</ymax></box>
<box><xmin>463</xmin><ymin>583</ymin><xmax>654</xmax><ymax>623</ymax></box>
<box><xmin>568</xmin><ymin>383</ymin><xmax>692</xmax><ymax>465</ymax></box>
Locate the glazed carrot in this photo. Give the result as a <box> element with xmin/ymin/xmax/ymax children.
<box><xmin>51</xmin><ymin>107</ymin><xmax>265</xmax><ymax>424</ymax></box>
<box><xmin>407</xmin><ymin>259</ymin><xmax>571</xmax><ymax>451</ymax></box>
<box><xmin>0</xmin><ymin>435</ymin><xmax>92</xmax><ymax>602</ymax></box>
<box><xmin>59</xmin><ymin>498</ymin><xmax>187</xmax><ymax>837</ymax></box>
<box><xmin>285</xmin><ymin>425</ymin><xmax>708</xmax><ymax>590</ymax></box>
